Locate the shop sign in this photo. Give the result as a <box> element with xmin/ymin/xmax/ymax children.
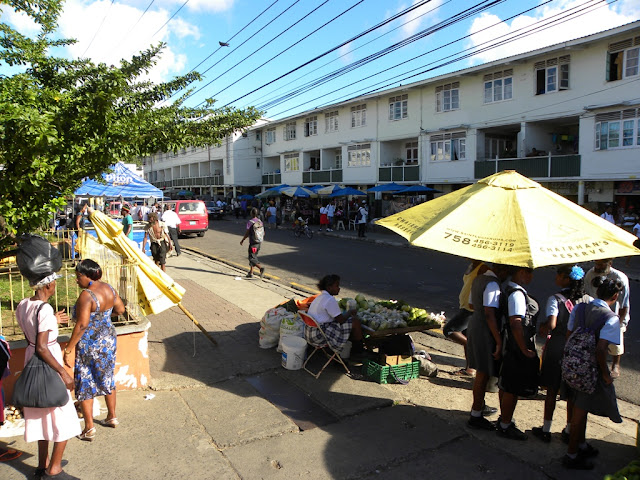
<box><xmin>616</xmin><ymin>181</ymin><xmax>640</xmax><ymax>194</ymax></box>
<box><xmin>105</xmin><ymin>173</ymin><xmax>132</xmax><ymax>186</ymax></box>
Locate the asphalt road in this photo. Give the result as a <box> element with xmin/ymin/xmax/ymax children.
<box><xmin>176</xmin><ymin>216</ymin><xmax>640</xmax><ymax>406</ymax></box>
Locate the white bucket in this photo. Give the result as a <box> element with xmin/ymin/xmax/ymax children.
<box><xmin>281</xmin><ymin>336</ymin><xmax>307</xmax><ymax>370</ymax></box>
<box><xmin>339</xmin><ymin>340</ymin><xmax>352</xmax><ymax>359</ymax></box>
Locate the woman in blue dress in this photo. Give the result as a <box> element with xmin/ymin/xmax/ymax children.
<box><xmin>64</xmin><ymin>259</ymin><xmax>125</xmax><ymax>441</ymax></box>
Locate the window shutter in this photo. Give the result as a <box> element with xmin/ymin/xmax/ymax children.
<box><xmin>622</xmin><ymin>108</ymin><xmax>637</xmax><ymax>119</ymax></box>
<box><xmin>595</xmin><ymin>111</ymin><xmax>622</xmax><ymax>122</ymax></box>
<box><xmin>534</xmin><ymin>60</ymin><xmax>546</xmax><ymax>70</ymax></box>
<box><xmin>546</xmin><ymin>58</ymin><xmax>558</xmax><ymax>67</ymax></box>
<box><xmin>559</xmin><ymin>55</ymin><xmax>571</xmax><ymax>64</ymax></box>
<box><xmin>609</xmin><ymin>38</ymin><xmax>633</xmax><ymax>52</ymax></box>
<box><xmin>503</xmin><ymin>68</ymin><xmax>513</xmax><ymax>76</ymax></box>
<box><xmin>483</xmin><ymin>73</ymin><xmax>492</xmax><ymax>81</ymax></box>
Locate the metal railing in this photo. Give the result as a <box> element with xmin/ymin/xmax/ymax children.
<box><xmin>379</xmin><ymin>165</ymin><xmax>420</xmax><ymax>182</ymax></box>
<box><xmin>302</xmin><ymin>169</ymin><xmax>343</xmax><ymax>184</ymax></box>
<box><xmin>474</xmin><ymin>154</ymin><xmax>581</xmax><ymax>179</ymax></box>
<box><xmin>262</xmin><ymin>173</ymin><xmax>282</xmax><ymax>185</ymax></box>
<box><xmin>1</xmin><ymin>242</ymin><xmax>144</xmax><ymax>341</ymax></box>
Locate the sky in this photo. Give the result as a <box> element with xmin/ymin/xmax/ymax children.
<box><xmin>2</xmin><ymin>0</ymin><xmax>639</xmax><ymax>120</ymax></box>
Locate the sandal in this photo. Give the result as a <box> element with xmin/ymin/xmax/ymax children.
<box><xmin>451</xmin><ymin>368</ymin><xmax>474</xmax><ymax>377</ymax></box>
<box><xmin>77</xmin><ymin>426</ymin><xmax>96</xmax><ymax>442</ymax></box>
<box><xmin>103</xmin><ymin>417</ymin><xmax>119</xmax><ymax>428</ymax></box>
<box><xmin>0</xmin><ymin>448</ymin><xmax>23</xmax><ymax>461</ymax></box>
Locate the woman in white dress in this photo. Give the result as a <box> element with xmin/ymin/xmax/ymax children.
<box><xmin>16</xmin><ymin>273</ymin><xmax>81</xmax><ymax>478</ymax></box>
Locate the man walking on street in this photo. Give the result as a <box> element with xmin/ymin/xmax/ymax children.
<box><xmin>121</xmin><ymin>205</ymin><xmax>134</xmax><ymax>240</ymax></box>
<box><xmin>162</xmin><ymin>204</ymin><xmax>182</xmax><ymax>256</ymax></box>
<box><xmin>583</xmin><ymin>258</ymin><xmax>630</xmax><ymax>378</ymax></box>
<box><xmin>240</xmin><ymin>208</ymin><xmax>265</xmax><ymax>279</ymax></box>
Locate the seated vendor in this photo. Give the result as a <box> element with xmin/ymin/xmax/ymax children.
<box><xmin>305</xmin><ymin>274</ymin><xmax>365</xmax><ymax>354</ymax></box>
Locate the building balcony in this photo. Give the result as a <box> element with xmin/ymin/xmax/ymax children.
<box><xmin>379</xmin><ymin>164</ymin><xmax>420</xmax><ymax>182</ymax></box>
<box><xmin>474</xmin><ymin>154</ymin><xmax>580</xmax><ymax>179</ymax></box>
<box><xmin>262</xmin><ymin>173</ymin><xmax>282</xmax><ymax>185</ymax></box>
<box><xmin>302</xmin><ymin>169</ymin><xmax>343</xmax><ymax>184</ymax></box>
<box><xmin>155</xmin><ymin>175</ymin><xmax>225</xmax><ymax>188</ymax></box>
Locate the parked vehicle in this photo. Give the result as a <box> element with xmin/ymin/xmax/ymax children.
<box><xmin>205</xmin><ymin>201</ymin><xmax>225</xmax><ymax>220</ymax></box>
<box><xmin>167</xmin><ymin>200</ymin><xmax>208</xmax><ymax>237</ymax></box>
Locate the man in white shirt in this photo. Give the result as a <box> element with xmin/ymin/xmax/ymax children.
<box><xmin>162</xmin><ymin>205</ymin><xmax>182</xmax><ymax>256</ymax></box>
<box><xmin>600</xmin><ymin>205</ymin><xmax>615</xmax><ymax>224</ymax></box>
<box><xmin>357</xmin><ymin>201</ymin><xmax>368</xmax><ymax>238</ymax></box>
<box><xmin>326</xmin><ymin>202</ymin><xmax>336</xmax><ymax>232</ymax></box>
<box><xmin>138</xmin><ymin>202</ymin><xmax>150</xmax><ymax>222</ymax></box>
<box><xmin>583</xmin><ymin>258</ymin><xmax>629</xmax><ymax>378</ymax></box>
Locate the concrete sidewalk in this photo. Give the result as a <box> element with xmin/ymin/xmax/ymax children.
<box><xmin>1</xmin><ymin>251</ymin><xmax>638</xmax><ymax>480</ymax></box>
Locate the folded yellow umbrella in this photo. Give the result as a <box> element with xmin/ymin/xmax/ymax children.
<box><xmin>87</xmin><ymin>210</ymin><xmax>185</xmax><ymax>314</ymax></box>
<box><xmin>376</xmin><ymin>171</ymin><xmax>640</xmax><ymax>268</ymax></box>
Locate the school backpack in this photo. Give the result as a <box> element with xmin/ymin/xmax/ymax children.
<box><xmin>561</xmin><ymin>303</ymin><xmax>615</xmax><ymax>394</ymax></box>
<box><xmin>251</xmin><ymin>219</ymin><xmax>265</xmax><ymax>243</ymax></box>
<box><xmin>355</xmin><ymin>208</ymin><xmax>363</xmax><ymax>222</ymax></box>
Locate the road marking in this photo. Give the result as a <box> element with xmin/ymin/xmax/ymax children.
<box><xmin>290</xmin><ymin>282</ymin><xmax>317</xmax><ymax>295</ymax></box>
<box><xmin>182</xmin><ymin>247</ymin><xmax>280</xmax><ymax>280</ymax></box>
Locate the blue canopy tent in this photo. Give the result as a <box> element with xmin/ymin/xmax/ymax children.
<box><xmin>75</xmin><ymin>162</ymin><xmax>162</xmax><ymax>198</ymax></box>
<box><xmin>393</xmin><ymin>185</ymin><xmax>441</xmax><ymax>194</ymax></box>
<box><xmin>367</xmin><ymin>183</ymin><xmax>405</xmax><ymax>193</ymax></box>
<box><xmin>329</xmin><ymin>187</ymin><xmax>367</xmax><ymax>197</ymax></box>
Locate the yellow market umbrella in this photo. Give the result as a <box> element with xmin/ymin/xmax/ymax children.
<box><xmin>86</xmin><ymin>209</ymin><xmax>185</xmax><ymax>314</ymax></box>
<box><xmin>376</xmin><ymin>171</ymin><xmax>640</xmax><ymax>268</ymax></box>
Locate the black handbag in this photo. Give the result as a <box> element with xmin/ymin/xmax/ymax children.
<box><xmin>12</xmin><ymin>302</ymin><xmax>69</xmax><ymax>408</ymax></box>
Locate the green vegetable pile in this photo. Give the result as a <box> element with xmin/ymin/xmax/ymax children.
<box><xmin>604</xmin><ymin>459</ymin><xmax>640</xmax><ymax>480</ymax></box>
<box><xmin>338</xmin><ymin>295</ymin><xmax>445</xmax><ymax>332</ymax></box>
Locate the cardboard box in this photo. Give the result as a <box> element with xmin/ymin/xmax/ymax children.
<box><xmin>381</xmin><ymin>354</ymin><xmax>413</xmax><ymax>366</ymax></box>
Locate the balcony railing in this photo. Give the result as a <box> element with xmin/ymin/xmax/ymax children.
<box><xmin>474</xmin><ymin>154</ymin><xmax>581</xmax><ymax>179</ymax></box>
<box><xmin>153</xmin><ymin>175</ymin><xmax>224</xmax><ymax>189</ymax></box>
<box><xmin>379</xmin><ymin>165</ymin><xmax>420</xmax><ymax>182</ymax></box>
<box><xmin>262</xmin><ymin>173</ymin><xmax>282</xmax><ymax>185</ymax></box>
<box><xmin>302</xmin><ymin>169</ymin><xmax>343</xmax><ymax>184</ymax></box>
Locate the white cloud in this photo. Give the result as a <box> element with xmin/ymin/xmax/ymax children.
<box><xmin>466</xmin><ymin>0</ymin><xmax>640</xmax><ymax>65</ymax></box>
<box><xmin>54</xmin><ymin>0</ymin><xmax>201</xmax><ymax>84</ymax></box>
<box><xmin>0</xmin><ymin>5</ymin><xmax>42</xmax><ymax>36</ymax></box>
<box><xmin>338</xmin><ymin>42</ymin><xmax>354</xmax><ymax>64</ymax></box>
<box><xmin>400</xmin><ymin>0</ymin><xmax>444</xmax><ymax>37</ymax></box>
<box><xmin>137</xmin><ymin>0</ymin><xmax>235</xmax><ymax>13</ymax></box>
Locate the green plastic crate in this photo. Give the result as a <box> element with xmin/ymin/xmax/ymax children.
<box><xmin>363</xmin><ymin>359</ymin><xmax>420</xmax><ymax>384</ymax></box>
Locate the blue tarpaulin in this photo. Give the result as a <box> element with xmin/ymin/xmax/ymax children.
<box><xmin>74</xmin><ymin>162</ymin><xmax>162</xmax><ymax>198</ymax></box>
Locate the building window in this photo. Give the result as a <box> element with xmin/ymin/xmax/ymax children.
<box><xmin>265</xmin><ymin>128</ymin><xmax>276</xmax><ymax>144</ymax></box>
<box><xmin>284</xmin><ymin>153</ymin><xmax>299</xmax><ymax>171</ymax></box>
<box><xmin>284</xmin><ymin>122</ymin><xmax>296</xmax><ymax>141</ymax></box>
<box><xmin>483</xmin><ymin>70</ymin><xmax>513</xmax><ymax>103</ymax></box>
<box><xmin>595</xmin><ymin>108</ymin><xmax>640</xmax><ymax>150</ymax></box>
<box><xmin>607</xmin><ymin>37</ymin><xmax>640</xmax><ymax>81</ymax></box>
<box><xmin>351</xmin><ymin>104</ymin><xmax>366</xmax><ymax>128</ymax></box>
<box><xmin>389</xmin><ymin>94</ymin><xmax>408</xmax><ymax>120</ymax></box>
<box><xmin>430</xmin><ymin>133</ymin><xmax>465</xmax><ymax>161</ymax></box>
<box><xmin>347</xmin><ymin>143</ymin><xmax>371</xmax><ymax>167</ymax></box>
<box><xmin>325</xmin><ymin>111</ymin><xmax>339</xmax><ymax>132</ymax></box>
<box><xmin>334</xmin><ymin>152</ymin><xmax>342</xmax><ymax>169</ymax></box>
<box><xmin>436</xmin><ymin>82</ymin><xmax>459</xmax><ymax>112</ymax></box>
<box><xmin>405</xmin><ymin>141</ymin><xmax>418</xmax><ymax>163</ymax></box>
<box><xmin>535</xmin><ymin>56</ymin><xmax>569</xmax><ymax>95</ymax></box>
<box><xmin>255</xmin><ymin>131</ymin><xmax>261</xmax><ymax>141</ymax></box>
<box><xmin>256</xmin><ymin>158</ymin><xmax>260</xmax><ymax>169</ymax></box>
<box><xmin>304</xmin><ymin>116</ymin><xmax>317</xmax><ymax>137</ymax></box>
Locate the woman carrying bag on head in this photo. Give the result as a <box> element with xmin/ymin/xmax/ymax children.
<box><xmin>16</xmin><ymin>273</ymin><xmax>81</xmax><ymax>478</ymax></box>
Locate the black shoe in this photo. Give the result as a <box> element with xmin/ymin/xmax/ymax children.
<box><xmin>531</xmin><ymin>426</ymin><xmax>551</xmax><ymax>443</ymax></box>
<box><xmin>497</xmin><ymin>422</ymin><xmax>528</xmax><ymax>440</ymax></box>
<box><xmin>468</xmin><ymin>415</ymin><xmax>496</xmax><ymax>431</ymax></box>
<box><xmin>259</xmin><ymin>267</ymin><xmax>265</xmax><ymax>279</ymax></box>
<box><xmin>562</xmin><ymin>454</ymin><xmax>594</xmax><ymax>470</ymax></box>
<box><xmin>561</xmin><ymin>429</ymin><xmax>570</xmax><ymax>444</ymax></box>
<box><xmin>578</xmin><ymin>443</ymin><xmax>599</xmax><ymax>458</ymax></box>
<box><xmin>481</xmin><ymin>405</ymin><xmax>498</xmax><ymax>417</ymax></box>
<box><xmin>245</xmin><ymin>272</ymin><xmax>253</xmax><ymax>278</ymax></box>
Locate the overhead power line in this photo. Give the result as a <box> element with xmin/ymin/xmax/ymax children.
<box><xmin>185</xmin><ymin>0</ymin><xmax>335</xmax><ymax>104</ymax></box>
<box><xmin>81</xmin><ymin>0</ymin><xmax>116</xmax><ymax>58</ymax></box>
<box><xmin>220</xmin><ymin>0</ymin><xmax>437</xmax><ymax>107</ymax></box>
<box><xmin>152</xmin><ymin>0</ymin><xmax>190</xmax><ymax>38</ymax></box>
<box><xmin>114</xmin><ymin>0</ymin><xmax>156</xmax><ymax>51</ymax></box>
<box><xmin>269</xmin><ymin>0</ymin><xmax>611</xmax><ymax>118</ymax></box>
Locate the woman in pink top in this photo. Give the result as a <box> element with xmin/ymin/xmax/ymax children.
<box><xmin>16</xmin><ymin>273</ymin><xmax>81</xmax><ymax>478</ymax></box>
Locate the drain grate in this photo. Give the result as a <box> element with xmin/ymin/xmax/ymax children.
<box><xmin>245</xmin><ymin>372</ymin><xmax>338</xmax><ymax>431</ymax></box>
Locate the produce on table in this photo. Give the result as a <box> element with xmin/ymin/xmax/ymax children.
<box><xmin>604</xmin><ymin>459</ymin><xmax>640</xmax><ymax>480</ymax></box>
<box><xmin>338</xmin><ymin>296</ymin><xmax>445</xmax><ymax>332</ymax></box>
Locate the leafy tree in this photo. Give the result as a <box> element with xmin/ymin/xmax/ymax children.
<box><xmin>0</xmin><ymin>0</ymin><xmax>262</xmax><ymax>250</ymax></box>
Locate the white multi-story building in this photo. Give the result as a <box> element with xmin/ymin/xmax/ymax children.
<box><xmin>144</xmin><ymin>21</ymin><xmax>640</xmax><ymax>208</ymax></box>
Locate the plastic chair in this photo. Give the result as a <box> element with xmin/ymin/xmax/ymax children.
<box><xmin>299</xmin><ymin>311</ymin><xmax>351</xmax><ymax>379</ymax></box>
<box><xmin>348</xmin><ymin>219</ymin><xmax>357</xmax><ymax>230</ymax></box>
<box><xmin>335</xmin><ymin>220</ymin><xmax>345</xmax><ymax>231</ymax></box>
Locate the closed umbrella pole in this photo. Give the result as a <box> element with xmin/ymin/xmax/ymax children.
<box><xmin>178</xmin><ymin>303</ymin><xmax>218</xmax><ymax>346</ymax></box>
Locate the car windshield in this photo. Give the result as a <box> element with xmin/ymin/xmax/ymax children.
<box><xmin>178</xmin><ymin>202</ymin><xmax>206</xmax><ymax>214</ymax></box>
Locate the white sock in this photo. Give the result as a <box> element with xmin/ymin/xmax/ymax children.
<box><xmin>543</xmin><ymin>420</ymin><xmax>552</xmax><ymax>433</ymax></box>
<box><xmin>470</xmin><ymin>409</ymin><xmax>482</xmax><ymax>418</ymax></box>
<box><xmin>500</xmin><ymin>421</ymin><xmax>511</xmax><ymax>430</ymax></box>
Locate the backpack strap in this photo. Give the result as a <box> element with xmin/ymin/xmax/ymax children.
<box><xmin>554</xmin><ymin>293</ymin><xmax>574</xmax><ymax>313</ymax></box>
